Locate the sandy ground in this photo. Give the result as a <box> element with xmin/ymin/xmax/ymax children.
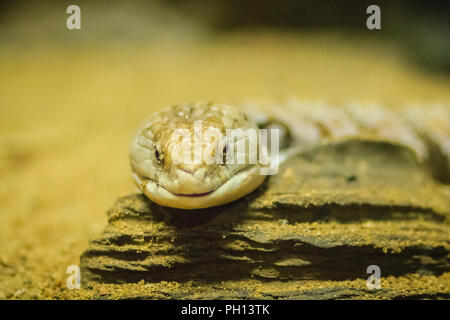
<box><xmin>0</xmin><ymin>30</ymin><xmax>449</xmax><ymax>299</ymax></box>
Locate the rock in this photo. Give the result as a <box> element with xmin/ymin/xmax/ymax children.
<box><xmin>80</xmin><ymin>140</ymin><xmax>450</xmax><ymax>299</ymax></box>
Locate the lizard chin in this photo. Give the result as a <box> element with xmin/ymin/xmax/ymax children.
<box><xmin>133</xmin><ymin>165</ymin><xmax>265</xmax><ymax>210</ymax></box>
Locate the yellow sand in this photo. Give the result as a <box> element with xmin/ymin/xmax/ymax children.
<box><xmin>0</xmin><ymin>32</ymin><xmax>449</xmax><ymax>299</ymax></box>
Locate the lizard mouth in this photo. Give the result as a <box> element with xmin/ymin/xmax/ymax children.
<box><xmin>132</xmin><ymin>165</ymin><xmax>265</xmax><ymax>210</ymax></box>
<box><xmin>172</xmin><ymin>190</ymin><xmax>215</xmax><ymax>197</ymax></box>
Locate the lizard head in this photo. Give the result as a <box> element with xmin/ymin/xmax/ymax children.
<box><xmin>129</xmin><ymin>102</ymin><xmax>267</xmax><ymax>209</ymax></box>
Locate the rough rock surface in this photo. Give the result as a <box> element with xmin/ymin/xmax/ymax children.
<box><xmin>80</xmin><ymin>140</ymin><xmax>450</xmax><ymax>299</ymax></box>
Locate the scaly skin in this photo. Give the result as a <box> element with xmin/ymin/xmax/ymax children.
<box><xmin>129</xmin><ymin>102</ymin><xmax>267</xmax><ymax>209</ymax></box>
<box><xmin>130</xmin><ymin>100</ymin><xmax>450</xmax><ymax>209</ymax></box>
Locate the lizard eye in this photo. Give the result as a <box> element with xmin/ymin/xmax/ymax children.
<box><xmin>155</xmin><ymin>148</ymin><xmax>163</xmax><ymax>164</ymax></box>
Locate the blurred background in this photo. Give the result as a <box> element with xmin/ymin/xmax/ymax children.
<box><xmin>0</xmin><ymin>0</ymin><xmax>449</xmax><ymax>299</ymax></box>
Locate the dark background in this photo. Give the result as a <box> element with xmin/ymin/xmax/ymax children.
<box><xmin>1</xmin><ymin>0</ymin><xmax>448</xmax><ymax>73</ymax></box>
